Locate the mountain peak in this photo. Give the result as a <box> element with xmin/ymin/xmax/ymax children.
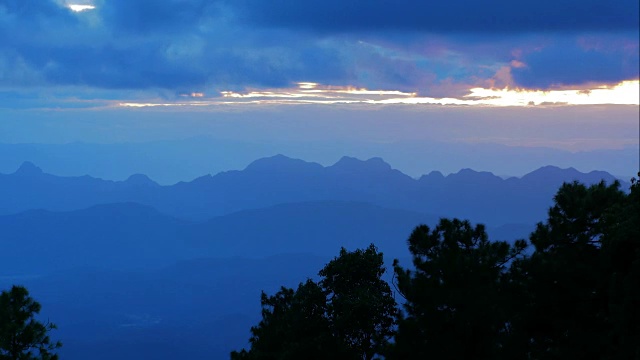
<box><xmin>125</xmin><ymin>174</ymin><xmax>159</xmax><ymax>187</ymax></box>
<box><xmin>419</xmin><ymin>170</ymin><xmax>445</xmax><ymax>181</ymax></box>
<box><xmin>448</xmin><ymin>168</ymin><xmax>481</xmax><ymax>179</ymax></box>
<box><xmin>523</xmin><ymin>165</ymin><xmax>620</xmax><ymax>185</ymax></box>
<box><xmin>456</xmin><ymin>168</ymin><xmax>480</xmax><ymax>175</ymax></box>
<box><xmin>522</xmin><ymin>166</ymin><xmax>579</xmax><ymax>180</ymax></box>
<box><xmin>447</xmin><ymin>168</ymin><xmax>502</xmax><ymax>183</ymax></box>
<box><xmin>528</xmin><ymin>165</ymin><xmax>568</xmax><ymax>174</ymax></box>
<box><xmin>244</xmin><ymin>154</ymin><xmax>323</xmax><ymax>172</ymax></box>
<box><xmin>14</xmin><ymin>161</ymin><xmax>44</xmax><ymax>176</ymax></box>
<box><xmin>331</xmin><ymin>156</ymin><xmax>392</xmax><ymax>172</ymax></box>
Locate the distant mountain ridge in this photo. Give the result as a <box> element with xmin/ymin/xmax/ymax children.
<box><xmin>0</xmin><ymin>155</ymin><xmax>628</xmax><ymax>226</ymax></box>
<box><xmin>1</xmin><ymin>140</ymin><xmax>636</xmax><ymax>184</ymax></box>
<box><xmin>0</xmin><ymin>201</ymin><xmax>443</xmax><ymax>274</ymax></box>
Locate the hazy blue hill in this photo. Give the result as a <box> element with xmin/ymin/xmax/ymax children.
<box><xmin>325</xmin><ymin>156</ymin><xmax>417</xmax><ymax>205</ymax></box>
<box><xmin>329</xmin><ymin>156</ymin><xmax>396</xmax><ymax>174</ymax></box>
<box><xmin>244</xmin><ymin>154</ymin><xmax>325</xmax><ymax>173</ymax></box>
<box><xmin>0</xmin><ymin>162</ymin><xmax>161</xmax><ymax>215</ymax></box>
<box><xmin>164</xmin><ymin>155</ymin><xmax>329</xmax><ymax>217</ymax></box>
<box><xmin>0</xmin><ymin>203</ymin><xmax>191</xmax><ymax>274</ymax></box>
<box><xmin>0</xmin><ymin>254</ymin><xmax>330</xmax><ymax>360</ymax></box>
<box><xmin>0</xmin><ymin>138</ymin><xmax>278</xmax><ymax>185</ymax></box>
<box><xmin>191</xmin><ymin>201</ymin><xmax>439</xmax><ymax>259</ymax></box>
<box><xmin>414</xmin><ymin>168</ymin><xmax>531</xmax><ymax>225</ymax></box>
<box><xmin>0</xmin><ymin>201</ymin><xmax>439</xmax><ymax>275</ymax></box>
<box><xmin>412</xmin><ymin>166</ymin><xmax>628</xmax><ymax>225</ymax></box>
<box><xmin>520</xmin><ymin>165</ymin><xmax>621</xmax><ymax>186</ymax></box>
<box><xmin>124</xmin><ymin>173</ymin><xmax>160</xmax><ymax>187</ymax></box>
<box><xmin>0</xmin><ymin>156</ymin><xmax>628</xmax><ymax>226</ymax></box>
<box><xmin>13</xmin><ymin>160</ymin><xmax>43</xmax><ymax>176</ymax></box>
<box><xmin>0</xmin><ymin>198</ymin><xmax>535</xmax><ymax>280</ymax></box>
<box><xmin>0</xmin><ymin>194</ymin><xmax>534</xmax><ymax>360</ymax></box>
<box><xmin>158</xmin><ymin>155</ymin><xmax>418</xmax><ymax>219</ymax></box>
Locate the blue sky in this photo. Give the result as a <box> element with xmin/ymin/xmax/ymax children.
<box><xmin>0</xmin><ymin>0</ymin><xmax>638</xmax><ymax>177</ymax></box>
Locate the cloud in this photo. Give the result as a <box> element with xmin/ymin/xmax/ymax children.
<box><xmin>0</xmin><ymin>0</ymin><xmax>637</xmax><ymax>99</ymax></box>
<box><xmin>94</xmin><ymin>0</ymin><xmax>223</xmax><ymax>35</ymax></box>
<box><xmin>230</xmin><ymin>0</ymin><xmax>639</xmax><ymax>33</ymax></box>
<box><xmin>0</xmin><ymin>0</ymin><xmax>350</xmax><ymax>91</ymax></box>
<box><xmin>1</xmin><ymin>0</ymin><xmax>73</xmax><ymax>21</ymax></box>
<box><xmin>512</xmin><ymin>36</ymin><xmax>639</xmax><ymax>88</ymax></box>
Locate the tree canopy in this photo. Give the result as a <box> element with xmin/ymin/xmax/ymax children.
<box><xmin>234</xmin><ymin>175</ymin><xmax>639</xmax><ymax>359</ymax></box>
<box><xmin>508</xmin><ymin>178</ymin><xmax>640</xmax><ymax>359</ymax></box>
<box><xmin>232</xmin><ymin>244</ymin><xmax>396</xmax><ymax>360</ymax></box>
<box><xmin>0</xmin><ymin>285</ymin><xmax>61</xmax><ymax>360</ymax></box>
<box><xmin>388</xmin><ymin>178</ymin><xmax>639</xmax><ymax>359</ymax></box>
<box><xmin>389</xmin><ymin>219</ymin><xmax>527</xmax><ymax>359</ymax></box>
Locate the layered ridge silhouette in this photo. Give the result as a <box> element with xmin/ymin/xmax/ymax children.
<box><xmin>0</xmin><ymin>155</ymin><xmax>625</xmax><ymax>226</ymax></box>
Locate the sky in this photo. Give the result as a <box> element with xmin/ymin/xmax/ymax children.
<box><xmin>0</xmin><ymin>0</ymin><xmax>638</xmax><ymax>177</ymax></box>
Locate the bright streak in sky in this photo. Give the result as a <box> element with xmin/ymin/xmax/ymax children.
<box><xmin>119</xmin><ymin>80</ymin><xmax>640</xmax><ymax>108</ymax></box>
<box><xmin>180</xmin><ymin>92</ymin><xmax>205</xmax><ymax>98</ymax></box>
<box><xmin>68</xmin><ymin>4</ymin><xmax>96</xmax><ymax>12</ymax></box>
<box><xmin>298</xmin><ymin>82</ymin><xmax>318</xmax><ymax>89</ymax></box>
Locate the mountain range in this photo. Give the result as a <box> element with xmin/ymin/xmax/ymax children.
<box><xmin>1</xmin><ymin>139</ymin><xmax>636</xmax><ymax>184</ymax></box>
<box><xmin>0</xmin><ymin>155</ymin><xmax>627</xmax><ymax>227</ymax></box>
<box><xmin>0</xmin><ymin>154</ymin><xmax>630</xmax><ymax>360</ymax></box>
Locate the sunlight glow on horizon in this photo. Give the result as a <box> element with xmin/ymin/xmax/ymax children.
<box><xmin>465</xmin><ymin>81</ymin><xmax>640</xmax><ymax>106</ymax></box>
<box><xmin>118</xmin><ymin>80</ymin><xmax>640</xmax><ymax>108</ymax></box>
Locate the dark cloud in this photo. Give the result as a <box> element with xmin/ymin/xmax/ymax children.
<box><xmin>0</xmin><ymin>0</ymin><xmax>79</xmax><ymax>44</ymax></box>
<box><xmin>512</xmin><ymin>36</ymin><xmax>640</xmax><ymax>88</ymax></box>
<box><xmin>231</xmin><ymin>0</ymin><xmax>639</xmax><ymax>33</ymax></box>
<box><xmin>95</xmin><ymin>0</ymin><xmax>220</xmax><ymax>35</ymax></box>
<box><xmin>0</xmin><ymin>0</ymin><xmax>637</xmax><ymax>95</ymax></box>
<box><xmin>1</xmin><ymin>36</ymin><xmax>350</xmax><ymax>92</ymax></box>
<box><xmin>0</xmin><ymin>0</ymin><xmax>350</xmax><ymax>91</ymax></box>
<box><xmin>1</xmin><ymin>0</ymin><xmax>74</xmax><ymax>21</ymax></box>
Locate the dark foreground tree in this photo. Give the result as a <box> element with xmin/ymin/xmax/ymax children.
<box><xmin>0</xmin><ymin>286</ymin><xmax>61</xmax><ymax>360</ymax></box>
<box><xmin>388</xmin><ymin>219</ymin><xmax>527</xmax><ymax>360</ymax></box>
<box><xmin>389</xmin><ymin>178</ymin><xmax>639</xmax><ymax>359</ymax></box>
<box><xmin>604</xmin><ymin>175</ymin><xmax>640</xmax><ymax>359</ymax></box>
<box><xmin>508</xmin><ymin>179</ymin><xmax>640</xmax><ymax>359</ymax></box>
<box><xmin>231</xmin><ymin>280</ymin><xmax>340</xmax><ymax>360</ymax></box>
<box><xmin>320</xmin><ymin>245</ymin><xmax>397</xmax><ymax>360</ymax></box>
<box><xmin>232</xmin><ymin>244</ymin><xmax>396</xmax><ymax>360</ymax></box>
